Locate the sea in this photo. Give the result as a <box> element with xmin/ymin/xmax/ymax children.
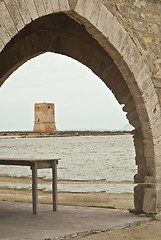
<box><xmin>0</xmin><ymin>134</ymin><xmax>137</xmax><ymax>193</ymax></box>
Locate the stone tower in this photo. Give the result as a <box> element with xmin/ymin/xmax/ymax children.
<box><xmin>33</xmin><ymin>103</ymin><xmax>56</xmax><ymax>132</ymax></box>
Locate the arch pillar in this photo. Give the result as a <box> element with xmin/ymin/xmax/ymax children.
<box><xmin>72</xmin><ymin>0</ymin><xmax>161</xmax><ymax>213</ymax></box>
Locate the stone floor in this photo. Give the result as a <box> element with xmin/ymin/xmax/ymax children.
<box><xmin>0</xmin><ymin>201</ymin><xmax>151</xmax><ymax>240</ymax></box>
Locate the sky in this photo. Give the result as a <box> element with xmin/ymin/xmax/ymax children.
<box><xmin>0</xmin><ymin>52</ymin><xmax>132</xmax><ymax>131</ymax></box>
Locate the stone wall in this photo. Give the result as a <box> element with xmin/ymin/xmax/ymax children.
<box><xmin>102</xmin><ymin>0</ymin><xmax>161</xmax><ymax>98</ymax></box>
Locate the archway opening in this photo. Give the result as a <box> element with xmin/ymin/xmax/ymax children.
<box><xmin>0</xmin><ymin>52</ymin><xmax>136</xmax><ymax>210</ymax></box>
<box><xmin>0</xmin><ymin>52</ymin><xmax>132</xmax><ymax>132</ymax></box>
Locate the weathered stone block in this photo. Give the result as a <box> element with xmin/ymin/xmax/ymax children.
<box><xmin>51</xmin><ymin>0</ymin><xmax>60</xmax><ymax>12</ymax></box>
<box><xmin>147</xmin><ymin>166</ymin><xmax>156</xmax><ymax>176</ymax></box>
<box><xmin>102</xmin><ymin>9</ymin><xmax>114</xmax><ymax>39</ymax></box>
<box><xmin>84</xmin><ymin>0</ymin><xmax>93</xmax><ymax>20</ymax></box>
<box><xmin>0</xmin><ymin>1</ymin><xmax>17</xmax><ymax>37</ymax></box>
<box><xmin>134</xmin><ymin>185</ymin><xmax>145</xmax><ymax>213</ymax></box>
<box><xmin>59</xmin><ymin>0</ymin><xmax>70</xmax><ymax>11</ymax></box>
<box><xmin>34</xmin><ymin>0</ymin><xmax>46</xmax><ymax>17</ymax></box>
<box><xmin>68</xmin><ymin>0</ymin><xmax>78</xmax><ymax>10</ymax></box>
<box><xmin>25</xmin><ymin>0</ymin><xmax>38</xmax><ymax>21</ymax></box>
<box><xmin>96</xmin><ymin>3</ymin><xmax>107</xmax><ymax>32</ymax></box>
<box><xmin>0</xmin><ymin>19</ymin><xmax>11</xmax><ymax>44</ymax></box>
<box><xmin>143</xmin><ymin>188</ymin><xmax>156</xmax><ymax>213</ymax></box>
<box><xmin>4</xmin><ymin>0</ymin><xmax>25</xmax><ymax>31</ymax></box>
<box><xmin>134</xmin><ymin>174</ymin><xmax>144</xmax><ymax>183</ymax></box>
<box><xmin>43</xmin><ymin>0</ymin><xmax>54</xmax><ymax>14</ymax></box>
<box><xmin>89</xmin><ymin>0</ymin><xmax>101</xmax><ymax>26</ymax></box>
<box><xmin>0</xmin><ymin>39</ymin><xmax>4</xmax><ymax>52</ymax></box>
<box><xmin>144</xmin><ymin>176</ymin><xmax>156</xmax><ymax>184</ymax></box>
<box><xmin>14</xmin><ymin>0</ymin><xmax>31</xmax><ymax>25</ymax></box>
<box><xmin>74</xmin><ymin>0</ymin><xmax>84</xmax><ymax>16</ymax></box>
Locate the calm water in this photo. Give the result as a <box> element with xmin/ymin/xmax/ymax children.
<box><xmin>0</xmin><ymin>135</ymin><xmax>137</xmax><ymax>193</ymax></box>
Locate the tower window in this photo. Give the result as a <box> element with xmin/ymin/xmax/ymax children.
<box><xmin>48</xmin><ymin>106</ymin><xmax>50</xmax><ymax>109</ymax></box>
<box><xmin>38</xmin><ymin>106</ymin><xmax>40</xmax><ymax>109</ymax></box>
<box><xmin>38</xmin><ymin>119</ymin><xmax>40</xmax><ymax>122</ymax></box>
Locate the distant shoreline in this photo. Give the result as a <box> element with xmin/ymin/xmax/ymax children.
<box><xmin>0</xmin><ymin>130</ymin><xmax>132</xmax><ymax>138</ymax></box>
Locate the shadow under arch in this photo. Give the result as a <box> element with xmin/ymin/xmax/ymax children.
<box><xmin>0</xmin><ymin>12</ymin><xmax>158</xmax><ymax>213</ymax></box>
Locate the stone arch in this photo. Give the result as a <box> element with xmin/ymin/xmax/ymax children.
<box><xmin>0</xmin><ymin>0</ymin><xmax>161</xmax><ymax>214</ymax></box>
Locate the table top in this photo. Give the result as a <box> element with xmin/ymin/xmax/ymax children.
<box><xmin>0</xmin><ymin>158</ymin><xmax>61</xmax><ymax>166</ymax></box>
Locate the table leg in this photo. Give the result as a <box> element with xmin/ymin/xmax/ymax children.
<box><xmin>32</xmin><ymin>162</ymin><xmax>38</xmax><ymax>214</ymax></box>
<box><xmin>52</xmin><ymin>161</ymin><xmax>57</xmax><ymax>211</ymax></box>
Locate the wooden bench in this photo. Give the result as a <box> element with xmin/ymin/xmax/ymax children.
<box><xmin>0</xmin><ymin>158</ymin><xmax>60</xmax><ymax>214</ymax></box>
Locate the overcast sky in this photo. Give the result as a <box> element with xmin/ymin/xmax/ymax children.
<box><xmin>0</xmin><ymin>52</ymin><xmax>132</xmax><ymax>131</ymax></box>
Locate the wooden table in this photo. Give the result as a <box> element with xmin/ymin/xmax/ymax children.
<box><xmin>0</xmin><ymin>158</ymin><xmax>60</xmax><ymax>214</ymax></box>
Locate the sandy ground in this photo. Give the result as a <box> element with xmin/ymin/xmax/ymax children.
<box><xmin>0</xmin><ymin>175</ymin><xmax>161</xmax><ymax>240</ymax></box>
<box><xmin>0</xmin><ymin>175</ymin><xmax>134</xmax><ymax>209</ymax></box>
<box><xmin>72</xmin><ymin>221</ymin><xmax>161</xmax><ymax>240</ymax></box>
